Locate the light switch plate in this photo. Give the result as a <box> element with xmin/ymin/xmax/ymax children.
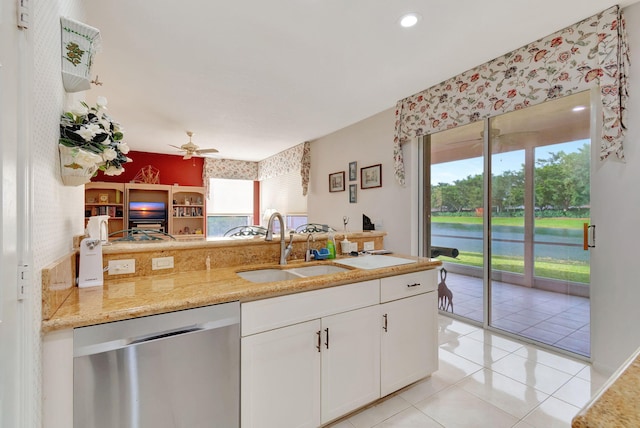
<box><xmin>108</xmin><ymin>259</ymin><xmax>135</xmax><ymax>275</ymax></box>
<box><xmin>152</xmin><ymin>256</ymin><xmax>174</xmax><ymax>270</ymax></box>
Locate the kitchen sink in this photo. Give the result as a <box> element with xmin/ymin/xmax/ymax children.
<box><xmin>286</xmin><ymin>265</ymin><xmax>349</xmax><ymax>276</ymax></box>
<box><xmin>237</xmin><ymin>264</ymin><xmax>349</xmax><ymax>283</ymax></box>
<box><xmin>236</xmin><ymin>269</ymin><xmax>303</xmax><ymax>283</ymax></box>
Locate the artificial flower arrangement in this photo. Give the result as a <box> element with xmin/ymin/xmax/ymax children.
<box><xmin>58</xmin><ymin>96</ymin><xmax>131</xmax><ymax>182</ymax></box>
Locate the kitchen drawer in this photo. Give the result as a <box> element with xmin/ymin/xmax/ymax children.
<box><xmin>242</xmin><ymin>280</ymin><xmax>380</xmax><ymax>336</ymax></box>
<box><xmin>380</xmin><ymin>270</ymin><xmax>437</xmax><ymax>303</ymax></box>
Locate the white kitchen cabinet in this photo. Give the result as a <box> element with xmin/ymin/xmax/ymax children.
<box><xmin>321</xmin><ymin>305</ymin><xmax>380</xmax><ymax>423</ymax></box>
<box><xmin>241</xmin><ymin>305</ymin><xmax>381</xmax><ymax>428</ymax></box>
<box><xmin>380</xmin><ymin>270</ymin><xmax>438</xmax><ymax>397</ymax></box>
<box><xmin>240</xmin><ymin>270</ymin><xmax>438</xmax><ymax>427</ymax></box>
<box><xmin>380</xmin><ymin>292</ymin><xmax>438</xmax><ymax>396</ymax></box>
<box><xmin>241</xmin><ymin>319</ymin><xmax>322</xmax><ymax>428</ymax></box>
<box><xmin>241</xmin><ymin>280</ymin><xmax>380</xmax><ymax>428</ymax></box>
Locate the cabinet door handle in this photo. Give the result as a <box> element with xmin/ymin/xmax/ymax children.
<box><xmin>407</xmin><ymin>282</ymin><xmax>421</xmax><ymax>288</ymax></box>
<box><xmin>383</xmin><ymin>313</ymin><xmax>388</xmax><ymax>332</ymax></box>
<box><xmin>316</xmin><ymin>330</ymin><xmax>321</xmax><ymax>352</ymax></box>
<box><xmin>324</xmin><ymin>328</ymin><xmax>329</xmax><ymax>349</ymax></box>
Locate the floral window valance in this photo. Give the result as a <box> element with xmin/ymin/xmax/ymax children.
<box><xmin>202</xmin><ymin>141</ymin><xmax>311</xmax><ymax>196</ymax></box>
<box><xmin>393</xmin><ymin>5</ymin><xmax>629</xmax><ymax>185</ymax></box>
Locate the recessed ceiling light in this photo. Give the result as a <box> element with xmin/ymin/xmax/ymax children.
<box><xmin>572</xmin><ymin>106</ymin><xmax>586</xmax><ymax>112</ymax></box>
<box><xmin>399</xmin><ymin>13</ymin><xmax>421</xmax><ymax>28</ymax></box>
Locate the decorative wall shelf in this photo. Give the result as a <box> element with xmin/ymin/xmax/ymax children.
<box><xmin>60</xmin><ymin>17</ymin><xmax>101</xmax><ymax>93</ymax></box>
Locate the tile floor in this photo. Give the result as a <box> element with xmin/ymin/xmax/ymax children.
<box><xmin>328</xmin><ymin>315</ymin><xmax>610</xmax><ymax>428</ymax></box>
<box><xmin>442</xmin><ymin>271</ymin><xmax>590</xmax><ymax>356</ymax></box>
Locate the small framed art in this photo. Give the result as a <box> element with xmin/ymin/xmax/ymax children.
<box><xmin>349</xmin><ymin>184</ymin><xmax>357</xmax><ymax>203</ymax></box>
<box><xmin>329</xmin><ymin>171</ymin><xmax>345</xmax><ymax>192</ymax></box>
<box><xmin>360</xmin><ymin>164</ymin><xmax>382</xmax><ymax>189</ymax></box>
<box><xmin>349</xmin><ymin>161</ymin><xmax>357</xmax><ymax>181</ymax></box>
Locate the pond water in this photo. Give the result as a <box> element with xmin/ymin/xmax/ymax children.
<box><xmin>432</xmin><ymin>222</ymin><xmax>589</xmax><ymax>263</ymax></box>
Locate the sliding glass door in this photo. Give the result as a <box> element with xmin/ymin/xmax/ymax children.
<box><xmin>426</xmin><ymin>91</ymin><xmax>592</xmax><ymax>356</ymax></box>
<box><xmin>429</xmin><ymin>121</ymin><xmax>486</xmax><ymax>323</ymax></box>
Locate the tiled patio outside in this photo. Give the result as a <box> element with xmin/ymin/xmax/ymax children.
<box><xmin>439</xmin><ymin>270</ymin><xmax>590</xmax><ymax>357</ymax></box>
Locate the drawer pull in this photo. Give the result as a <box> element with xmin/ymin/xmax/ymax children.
<box><xmin>407</xmin><ymin>282</ymin><xmax>421</xmax><ymax>288</ymax></box>
<box><xmin>316</xmin><ymin>330</ymin><xmax>321</xmax><ymax>352</ymax></box>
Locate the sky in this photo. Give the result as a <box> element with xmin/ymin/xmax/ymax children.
<box><xmin>431</xmin><ymin>139</ymin><xmax>589</xmax><ymax>184</ymax></box>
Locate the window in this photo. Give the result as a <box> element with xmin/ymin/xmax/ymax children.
<box><xmin>260</xmin><ymin>170</ymin><xmax>307</xmax><ymax>232</ymax></box>
<box><xmin>207</xmin><ymin>178</ymin><xmax>254</xmax><ymax>237</ymax></box>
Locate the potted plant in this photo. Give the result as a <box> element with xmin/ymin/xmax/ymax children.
<box><xmin>58</xmin><ymin>96</ymin><xmax>131</xmax><ymax>185</ymax></box>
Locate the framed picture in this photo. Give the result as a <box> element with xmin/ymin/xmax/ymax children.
<box><xmin>349</xmin><ymin>161</ymin><xmax>357</xmax><ymax>181</ymax></box>
<box><xmin>98</xmin><ymin>193</ymin><xmax>109</xmax><ymax>203</ymax></box>
<box><xmin>360</xmin><ymin>164</ymin><xmax>382</xmax><ymax>189</ymax></box>
<box><xmin>329</xmin><ymin>171</ymin><xmax>345</xmax><ymax>192</ymax></box>
<box><xmin>349</xmin><ymin>184</ymin><xmax>357</xmax><ymax>203</ymax></box>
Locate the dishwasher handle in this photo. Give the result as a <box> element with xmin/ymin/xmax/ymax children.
<box><xmin>129</xmin><ymin>327</ymin><xmax>203</xmax><ymax>345</ymax></box>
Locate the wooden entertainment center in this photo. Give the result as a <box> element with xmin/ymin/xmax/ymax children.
<box><xmin>84</xmin><ymin>182</ymin><xmax>206</xmax><ymax>240</ymax></box>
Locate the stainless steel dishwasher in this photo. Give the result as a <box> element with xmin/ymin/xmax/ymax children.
<box><xmin>73</xmin><ymin>302</ymin><xmax>240</xmax><ymax>428</ymax></box>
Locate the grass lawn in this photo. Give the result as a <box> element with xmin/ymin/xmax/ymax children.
<box><xmin>431</xmin><ymin>216</ymin><xmax>588</xmax><ymax>229</ymax></box>
<box><xmin>447</xmin><ymin>251</ymin><xmax>590</xmax><ymax>284</ymax></box>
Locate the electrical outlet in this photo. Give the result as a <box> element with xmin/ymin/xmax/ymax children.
<box><xmin>108</xmin><ymin>259</ymin><xmax>136</xmax><ymax>275</ymax></box>
<box><xmin>152</xmin><ymin>256</ymin><xmax>174</xmax><ymax>270</ymax></box>
<box><xmin>363</xmin><ymin>241</ymin><xmax>375</xmax><ymax>251</ymax></box>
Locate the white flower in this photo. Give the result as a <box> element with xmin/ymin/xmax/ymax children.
<box><xmin>74</xmin><ymin>149</ymin><xmax>103</xmax><ymax>168</ymax></box>
<box><xmin>102</xmin><ymin>147</ymin><xmax>117</xmax><ymax>161</ymax></box>
<box><xmin>116</xmin><ymin>142</ymin><xmax>130</xmax><ymax>154</ymax></box>
<box><xmin>98</xmin><ymin>118</ymin><xmax>111</xmax><ymax>131</ymax></box>
<box><xmin>76</xmin><ymin>123</ymin><xmax>105</xmax><ymax>141</ymax></box>
<box><xmin>103</xmin><ymin>165</ymin><xmax>124</xmax><ymax>176</ymax></box>
<box><xmin>69</xmin><ymin>101</ymin><xmax>88</xmax><ymax>117</ymax></box>
<box><xmin>96</xmin><ymin>96</ymin><xmax>108</xmax><ymax>109</ymax></box>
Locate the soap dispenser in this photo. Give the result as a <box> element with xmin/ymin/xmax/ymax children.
<box><xmin>340</xmin><ymin>235</ymin><xmax>351</xmax><ymax>254</ymax></box>
<box><xmin>327</xmin><ymin>231</ymin><xmax>336</xmax><ymax>259</ymax></box>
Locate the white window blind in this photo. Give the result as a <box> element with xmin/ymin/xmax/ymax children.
<box><xmin>260</xmin><ymin>170</ymin><xmax>307</xmax><ymax>222</ymax></box>
<box><xmin>207</xmin><ymin>178</ymin><xmax>253</xmax><ymax>214</ymax></box>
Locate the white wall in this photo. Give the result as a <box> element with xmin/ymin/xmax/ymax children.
<box><xmin>308</xmin><ymin>3</ymin><xmax>640</xmax><ymax>373</ymax></box>
<box><xmin>308</xmin><ymin>109</ymin><xmax>414</xmax><ymax>253</ymax></box>
<box><xmin>32</xmin><ymin>1</ymin><xmax>86</xmax><ymax>426</ymax></box>
<box><xmin>589</xmin><ymin>2</ymin><xmax>640</xmax><ymax>373</ymax></box>
<box><xmin>1</xmin><ymin>1</ymin><xmax>25</xmax><ymax>426</ymax></box>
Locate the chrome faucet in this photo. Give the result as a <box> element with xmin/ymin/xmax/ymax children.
<box><xmin>265</xmin><ymin>211</ymin><xmax>294</xmax><ymax>265</ymax></box>
<box><xmin>305</xmin><ymin>233</ymin><xmax>315</xmax><ymax>262</ymax></box>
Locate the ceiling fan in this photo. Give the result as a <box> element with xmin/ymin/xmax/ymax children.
<box><xmin>170</xmin><ymin>131</ymin><xmax>219</xmax><ymax>160</ymax></box>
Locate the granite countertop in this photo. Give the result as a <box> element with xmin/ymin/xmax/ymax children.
<box><xmin>42</xmin><ymin>255</ymin><xmax>441</xmax><ymax>333</ymax></box>
<box><xmin>572</xmin><ymin>346</ymin><xmax>640</xmax><ymax>427</ymax></box>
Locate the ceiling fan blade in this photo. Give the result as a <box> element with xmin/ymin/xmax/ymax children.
<box><xmin>183</xmin><ymin>153</ymin><xmax>193</xmax><ymax>160</ymax></box>
<box><xmin>169</xmin><ymin>144</ymin><xmax>184</xmax><ymax>150</ymax></box>
<box><xmin>196</xmin><ymin>148</ymin><xmax>219</xmax><ymax>154</ymax></box>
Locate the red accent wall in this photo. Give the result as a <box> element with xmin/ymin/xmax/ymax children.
<box><xmin>91</xmin><ymin>151</ymin><xmax>204</xmax><ymax>186</ymax></box>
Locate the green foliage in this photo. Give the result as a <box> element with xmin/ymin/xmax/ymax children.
<box><xmin>431</xmin><ymin>143</ymin><xmax>590</xmax><ymax>214</ymax></box>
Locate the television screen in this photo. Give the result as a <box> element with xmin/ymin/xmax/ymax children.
<box><xmin>129</xmin><ymin>201</ymin><xmax>166</xmax><ymax>221</ymax></box>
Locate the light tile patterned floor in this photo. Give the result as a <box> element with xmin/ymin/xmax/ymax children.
<box><xmin>441</xmin><ymin>272</ymin><xmax>590</xmax><ymax>356</ymax></box>
<box><xmin>328</xmin><ymin>315</ymin><xmax>610</xmax><ymax>428</ymax></box>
